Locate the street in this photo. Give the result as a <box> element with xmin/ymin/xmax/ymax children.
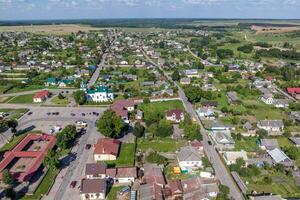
<box><xmin>144</xmin><ymin>49</ymin><xmax>244</xmax><ymax>200</ymax></box>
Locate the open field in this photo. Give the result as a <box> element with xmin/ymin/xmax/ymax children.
<box><xmin>251</xmin><ymin>25</ymin><xmax>300</xmax><ymax>34</ymax></box>
<box><xmin>107</xmin><ymin>143</ymin><xmax>136</xmax><ymax>167</ymax></box>
<box><xmin>137</xmin><ymin>138</ymin><xmax>186</xmax><ymax>152</ymax></box>
<box><xmin>7</xmin><ymin>93</ymin><xmax>35</xmax><ymax>104</ymax></box>
<box><xmin>0</xmin><ymin>24</ymin><xmax>105</xmax><ymax>34</ymax></box>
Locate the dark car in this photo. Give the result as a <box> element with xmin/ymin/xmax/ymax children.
<box><xmin>85</xmin><ymin>144</ymin><xmax>91</xmax><ymax>150</ymax></box>
<box><xmin>52</xmin><ymin>112</ymin><xmax>56</xmax><ymax>115</ymax></box>
<box><xmin>66</xmin><ymin>90</ymin><xmax>69</xmax><ymax>94</ymax></box>
<box><xmin>70</xmin><ymin>181</ymin><xmax>77</xmax><ymax>188</ymax></box>
<box><xmin>71</xmin><ymin>113</ymin><xmax>76</xmax><ymax>117</ymax></box>
<box><xmin>55</xmin><ymin>112</ymin><xmax>59</xmax><ymax>115</ymax></box>
<box><xmin>27</xmin><ymin>112</ymin><xmax>33</xmax><ymax>115</ymax></box>
<box><xmin>208</xmin><ymin>140</ymin><xmax>212</xmax><ymax>145</ymax></box>
<box><xmin>47</xmin><ymin>112</ymin><xmax>51</xmax><ymax>115</ymax></box>
<box><xmin>81</xmin><ymin>113</ymin><xmax>85</xmax><ymax>116</ymax></box>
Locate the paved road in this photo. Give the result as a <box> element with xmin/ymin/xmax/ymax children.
<box><xmin>87</xmin><ymin>32</ymin><xmax>117</xmax><ymax>88</ymax></box>
<box><xmin>144</xmin><ymin>50</ymin><xmax>244</xmax><ymax>200</ymax></box>
<box><xmin>0</xmin><ymin>88</ymin><xmax>77</xmax><ymax>97</ymax></box>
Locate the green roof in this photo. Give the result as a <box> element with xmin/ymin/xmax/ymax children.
<box><xmin>46</xmin><ymin>77</ymin><xmax>57</xmax><ymax>83</ymax></box>
<box><xmin>87</xmin><ymin>86</ymin><xmax>113</xmax><ymax>94</ymax></box>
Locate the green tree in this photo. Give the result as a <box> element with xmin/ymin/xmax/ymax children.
<box><xmin>155</xmin><ymin>120</ymin><xmax>173</xmax><ymax>137</ymax></box>
<box><xmin>73</xmin><ymin>90</ymin><xmax>86</xmax><ymax>105</ymax></box>
<box><xmin>56</xmin><ymin>125</ymin><xmax>77</xmax><ymax>149</ymax></box>
<box><xmin>217</xmin><ymin>184</ymin><xmax>230</xmax><ymax>200</ymax></box>
<box><xmin>133</xmin><ymin>122</ymin><xmax>145</xmax><ymax>138</ymax></box>
<box><xmin>184</xmin><ymin>123</ymin><xmax>202</xmax><ymax>141</ymax></box>
<box><xmin>256</xmin><ymin>129</ymin><xmax>268</xmax><ymax>138</ymax></box>
<box><xmin>146</xmin><ymin>151</ymin><xmax>168</xmax><ymax>165</ymax></box>
<box><xmin>2</xmin><ymin>169</ymin><xmax>13</xmax><ymax>185</ymax></box>
<box><xmin>43</xmin><ymin>150</ymin><xmax>60</xmax><ymax>169</ymax></box>
<box><xmin>97</xmin><ymin>109</ymin><xmax>124</xmax><ymax>138</ymax></box>
<box><xmin>171</xmin><ymin>70</ymin><xmax>180</xmax><ymax>81</ymax></box>
<box><xmin>143</xmin><ymin>97</ymin><xmax>150</xmax><ymax>104</ymax></box>
<box><xmin>183</xmin><ymin>85</ymin><xmax>201</xmax><ymax>103</ymax></box>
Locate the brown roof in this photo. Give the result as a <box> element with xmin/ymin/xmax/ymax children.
<box><xmin>201</xmin><ymin>101</ymin><xmax>218</xmax><ymax>107</ymax></box>
<box><xmin>116</xmin><ymin>167</ymin><xmax>137</xmax><ymax>178</ymax></box>
<box><xmin>94</xmin><ymin>138</ymin><xmax>121</xmax><ymax>156</ymax></box>
<box><xmin>80</xmin><ymin>179</ymin><xmax>106</xmax><ymax>194</ymax></box>
<box><xmin>111</xmin><ymin>99</ymin><xmax>135</xmax><ymax>117</ymax></box>
<box><xmin>169</xmin><ymin>179</ymin><xmax>183</xmax><ymax>195</ymax></box>
<box><xmin>144</xmin><ymin>164</ymin><xmax>166</xmax><ymax>186</ymax></box>
<box><xmin>166</xmin><ymin>109</ymin><xmax>184</xmax><ymax>120</ymax></box>
<box><xmin>106</xmin><ymin>168</ymin><xmax>117</xmax><ymax>178</ymax></box>
<box><xmin>85</xmin><ymin>163</ymin><xmax>107</xmax><ymax>177</ymax></box>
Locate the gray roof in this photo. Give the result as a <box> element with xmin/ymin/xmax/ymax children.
<box><xmin>177</xmin><ymin>146</ymin><xmax>202</xmax><ymax>162</ymax></box>
<box><xmin>227</xmin><ymin>91</ymin><xmax>238</xmax><ymax>102</ymax></box>
<box><xmin>251</xmin><ymin>195</ymin><xmax>282</xmax><ymax>200</ymax></box>
<box><xmin>260</xmin><ymin>139</ymin><xmax>278</xmax><ymax>150</ymax></box>
<box><xmin>268</xmin><ymin>148</ymin><xmax>291</xmax><ymax>164</ymax></box>
<box><xmin>213</xmin><ymin>131</ymin><xmax>235</xmax><ymax>144</ymax></box>
<box><xmin>243</xmin><ymin>122</ymin><xmax>254</xmax><ymax>130</ymax></box>
<box><xmin>258</xmin><ymin>120</ymin><xmax>284</xmax><ymax>128</ymax></box>
<box><xmin>290</xmin><ymin>137</ymin><xmax>300</xmax><ymax>145</ymax></box>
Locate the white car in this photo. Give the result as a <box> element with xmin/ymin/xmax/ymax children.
<box><xmin>75</xmin><ymin>120</ymin><xmax>88</xmax><ymax>127</ymax></box>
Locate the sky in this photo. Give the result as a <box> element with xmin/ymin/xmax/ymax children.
<box><xmin>0</xmin><ymin>0</ymin><xmax>300</xmax><ymax>20</ymax></box>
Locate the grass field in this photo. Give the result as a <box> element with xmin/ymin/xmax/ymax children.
<box><xmin>234</xmin><ymin>136</ymin><xmax>259</xmax><ymax>152</ymax></box>
<box><xmin>107</xmin><ymin>143</ymin><xmax>136</xmax><ymax>167</ymax></box>
<box><xmin>0</xmin><ymin>24</ymin><xmax>105</xmax><ymax>35</ymax></box>
<box><xmin>107</xmin><ymin>186</ymin><xmax>125</xmax><ymax>200</ymax></box>
<box><xmin>137</xmin><ymin>138</ymin><xmax>186</xmax><ymax>152</ymax></box>
<box><xmin>8</xmin><ymin>93</ymin><xmax>35</xmax><ymax>104</ymax></box>
<box><xmin>51</xmin><ymin>96</ymin><xmax>69</xmax><ymax>105</ymax></box>
<box><xmin>138</xmin><ymin>100</ymin><xmax>184</xmax><ymax>121</ymax></box>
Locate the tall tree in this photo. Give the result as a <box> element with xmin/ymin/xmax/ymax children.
<box><xmin>171</xmin><ymin>70</ymin><xmax>180</xmax><ymax>81</ymax></box>
<box><xmin>133</xmin><ymin>122</ymin><xmax>145</xmax><ymax>138</ymax></box>
<box><xmin>73</xmin><ymin>90</ymin><xmax>86</xmax><ymax>105</ymax></box>
<box><xmin>96</xmin><ymin>109</ymin><xmax>124</xmax><ymax>138</ymax></box>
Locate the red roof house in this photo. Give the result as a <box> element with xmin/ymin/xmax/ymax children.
<box><xmin>33</xmin><ymin>90</ymin><xmax>49</xmax><ymax>103</ymax></box>
<box><xmin>287</xmin><ymin>88</ymin><xmax>300</xmax><ymax>95</ymax></box>
<box><xmin>0</xmin><ymin>133</ymin><xmax>56</xmax><ymax>182</ymax></box>
<box><xmin>93</xmin><ymin>138</ymin><xmax>121</xmax><ymax>161</ymax></box>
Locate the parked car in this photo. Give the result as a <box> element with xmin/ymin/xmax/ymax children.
<box><xmin>70</xmin><ymin>181</ymin><xmax>77</xmax><ymax>188</ymax></box>
<box><xmin>85</xmin><ymin>144</ymin><xmax>91</xmax><ymax>150</ymax></box>
<box><xmin>71</xmin><ymin>113</ymin><xmax>76</xmax><ymax>117</ymax></box>
<box><xmin>208</xmin><ymin>140</ymin><xmax>212</xmax><ymax>145</ymax></box>
<box><xmin>76</xmin><ymin>120</ymin><xmax>88</xmax><ymax>127</ymax></box>
<box><xmin>81</xmin><ymin>113</ymin><xmax>85</xmax><ymax>116</ymax></box>
<box><xmin>119</xmin><ymin>186</ymin><xmax>130</xmax><ymax>195</ymax></box>
<box><xmin>47</xmin><ymin>112</ymin><xmax>51</xmax><ymax>116</ymax></box>
<box><xmin>27</xmin><ymin>112</ymin><xmax>33</xmax><ymax>115</ymax></box>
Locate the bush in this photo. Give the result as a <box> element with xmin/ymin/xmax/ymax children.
<box><xmin>146</xmin><ymin>151</ymin><xmax>168</xmax><ymax>165</ymax></box>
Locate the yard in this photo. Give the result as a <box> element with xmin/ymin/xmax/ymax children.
<box><xmin>107</xmin><ymin>186</ymin><xmax>126</xmax><ymax>200</ymax></box>
<box><xmin>107</xmin><ymin>143</ymin><xmax>136</xmax><ymax>167</ymax></box>
<box><xmin>8</xmin><ymin>93</ymin><xmax>35</xmax><ymax>104</ymax></box>
<box><xmin>0</xmin><ymin>108</ymin><xmax>29</xmax><ymax>119</ymax></box>
<box><xmin>234</xmin><ymin>136</ymin><xmax>259</xmax><ymax>152</ymax></box>
<box><xmin>137</xmin><ymin>138</ymin><xmax>186</xmax><ymax>153</ymax></box>
<box><xmin>244</xmin><ymin>171</ymin><xmax>300</xmax><ymax>198</ymax></box>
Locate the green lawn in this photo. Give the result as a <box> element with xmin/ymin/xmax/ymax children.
<box><xmin>51</xmin><ymin>96</ymin><xmax>69</xmax><ymax>105</ymax></box>
<box><xmin>137</xmin><ymin>138</ymin><xmax>186</xmax><ymax>152</ymax></box>
<box><xmin>0</xmin><ymin>133</ymin><xmax>28</xmax><ymax>154</ymax></box>
<box><xmin>234</xmin><ymin>136</ymin><xmax>259</xmax><ymax>152</ymax></box>
<box><xmin>138</xmin><ymin>100</ymin><xmax>184</xmax><ymax>121</ymax></box>
<box><xmin>21</xmin><ymin>168</ymin><xmax>58</xmax><ymax>200</ymax></box>
<box><xmin>8</xmin><ymin>93</ymin><xmax>35</xmax><ymax>104</ymax></box>
<box><xmin>107</xmin><ymin>186</ymin><xmax>124</xmax><ymax>200</ymax></box>
<box><xmin>107</xmin><ymin>143</ymin><xmax>136</xmax><ymax>167</ymax></box>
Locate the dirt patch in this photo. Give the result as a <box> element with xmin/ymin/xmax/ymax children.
<box><xmin>0</xmin><ymin>24</ymin><xmax>105</xmax><ymax>34</ymax></box>
<box><xmin>251</xmin><ymin>25</ymin><xmax>300</xmax><ymax>34</ymax></box>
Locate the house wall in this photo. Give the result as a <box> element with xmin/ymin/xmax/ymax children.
<box><xmin>80</xmin><ymin>192</ymin><xmax>105</xmax><ymax>200</ymax></box>
<box><xmin>94</xmin><ymin>154</ymin><xmax>117</xmax><ymax>161</ymax></box>
<box><xmin>86</xmin><ymin>174</ymin><xmax>106</xmax><ymax>179</ymax></box>
<box><xmin>179</xmin><ymin>161</ymin><xmax>202</xmax><ymax>169</ymax></box>
<box><xmin>117</xmin><ymin>177</ymin><xmax>135</xmax><ymax>183</ymax></box>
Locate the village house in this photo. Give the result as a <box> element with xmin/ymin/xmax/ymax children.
<box><xmin>289</xmin><ymin>111</ymin><xmax>300</xmax><ymax>123</ymax></box>
<box><xmin>287</xmin><ymin>87</ymin><xmax>300</xmax><ymax>100</ymax></box>
<box><xmin>259</xmin><ymin>139</ymin><xmax>279</xmax><ymax>151</ymax></box>
<box><xmin>135</xmin><ymin>110</ymin><xmax>143</xmax><ymax>121</ymax></box>
<box><xmin>201</xmin><ymin>101</ymin><xmax>218</xmax><ymax>109</ymax></box>
<box><xmin>290</xmin><ymin>137</ymin><xmax>300</xmax><ymax>147</ymax></box>
<box><xmin>180</xmin><ymin>77</ymin><xmax>191</xmax><ymax>85</ymax></box>
<box><xmin>227</xmin><ymin>91</ymin><xmax>238</xmax><ymax>104</ymax></box>
<box><xmin>242</xmin><ymin>122</ymin><xmax>256</xmax><ymax>136</ymax></box>
<box><xmin>211</xmin><ymin>130</ymin><xmax>235</xmax><ymax>150</ymax></box>
<box><xmin>93</xmin><ymin>138</ymin><xmax>121</xmax><ymax>161</ymax></box>
<box><xmin>223</xmin><ymin>151</ymin><xmax>248</xmax><ymax>165</ymax></box>
<box><xmin>45</xmin><ymin>77</ymin><xmax>57</xmax><ymax>86</ymax></box>
<box><xmin>184</xmin><ymin>69</ymin><xmax>199</xmax><ymax>78</ymax></box>
<box><xmin>106</xmin><ymin>167</ymin><xmax>137</xmax><ymax>184</ymax></box>
<box><xmin>86</xmin><ymin>86</ymin><xmax>114</xmax><ymax>102</ymax></box>
<box><xmin>268</xmin><ymin>148</ymin><xmax>293</xmax><ymax>167</ymax></box>
<box><xmin>196</xmin><ymin>107</ymin><xmax>215</xmax><ymax>120</ymax></box>
<box><xmin>177</xmin><ymin>146</ymin><xmax>203</xmax><ymax>172</ymax></box>
<box><xmin>166</xmin><ymin>109</ymin><xmax>185</xmax><ymax>123</ymax></box>
<box><xmin>80</xmin><ymin>179</ymin><xmax>106</xmax><ymax>200</ymax></box>
<box><xmin>33</xmin><ymin>90</ymin><xmax>49</xmax><ymax>103</ymax></box>
<box><xmin>273</xmin><ymin>99</ymin><xmax>289</xmax><ymax>108</ymax></box>
<box><xmin>85</xmin><ymin>163</ymin><xmax>107</xmax><ymax>179</ymax></box>
<box><xmin>257</xmin><ymin>120</ymin><xmax>284</xmax><ymax>135</ymax></box>
<box><xmin>260</xmin><ymin>93</ymin><xmax>274</xmax><ymax>105</ymax></box>
<box><xmin>111</xmin><ymin>99</ymin><xmax>135</xmax><ymax>122</ymax></box>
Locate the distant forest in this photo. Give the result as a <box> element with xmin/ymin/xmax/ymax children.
<box><xmin>1</xmin><ymin>18</ymin><xmax>299</xmax><ymax>29</ymax></box>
